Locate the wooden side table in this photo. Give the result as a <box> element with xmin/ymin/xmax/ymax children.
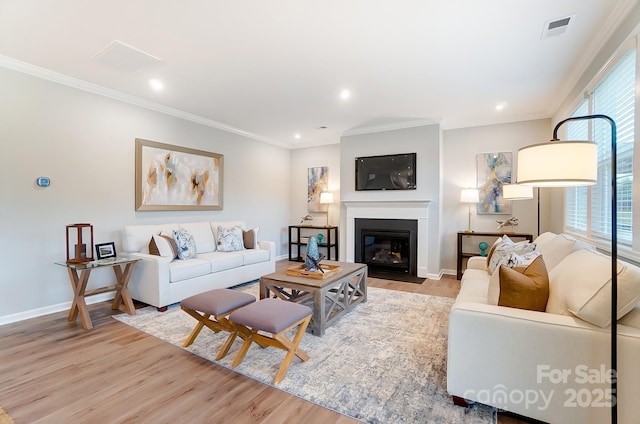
<box><xmin>55</xmin><ymin>257</ymin><xmax>140</xmax><ymax>329</ymax></box>
<box><xmin>288</xmin><ymin>225</ymin><xmax>339</xmax><ymax>262</ymax></box>
<box><xmin>456</xmin><ymin>232</ymin><xmax>533</xmax><ymax>280</ymax></box>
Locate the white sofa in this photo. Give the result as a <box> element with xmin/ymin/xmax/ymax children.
<box><xmin>121</xmin><ymin>221</ymin><xmax>275</xmax><ymax>310</ymax></box>
<box><xmin>447</xmin><ymin>232</ymin><xmax>640</xmax><ymax>424</ymax></box>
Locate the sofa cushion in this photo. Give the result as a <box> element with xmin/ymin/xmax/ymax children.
<box><xmin>122</xmin><ymin>223</ymin><xmax>178</xmax><ymax>253</ymax></box>
<box><xmin>199</xmin><ymin>251</ymin><xmax>245</xmax><ymax>272</ymax></box>
<box><xmin>619</xmin><ymin>302</ymin><xmax>640</xmax><ymax>329</ymax></box>
<box><xmin>168</xmin><ymin>258</ymin><xmax>211</xmax><ymax>283</ymax></box>
<box><xmin>217</xmin><ymin>225</ymin><xmax>245</xmax><ymax>252</ymax></box>
<box><xmin>547</xmin><ymin>249</ymin><xmax>640</xmax><ymax>327</ymax></box>
<box><xmin>242</xmin><ymin>248</ymin><xmax>270</xmax><ymax>265</ymax></box>
<box><xmin>173</xmin><ymin>228</ymin><xmax>198</xmax><ymax>260</ymax></box>
<box><xmin>211</xmin><ymin>221</ymin><xmax>245</xmax><ymax>243</ymax></box>
<box><xmin>536</xmin><ymin>233</ymin><xmax>593</xmax><ymax>272</ymax></box>
<box><xmin>181</xmin><ymin>221</ymin><xmax>216</xmax><ymax>253</ymax></box>
<box><xmin>492</xmin><ymin>256</ymin><xmax>549</xmax><ymax>312</ymax></box>
<box><xmin>149</xmin><ymin>234</ymin><xmax>178</xmax><ymax>259</ymax></box>
<box><xmin>243</xmin><ymin>227</ymin><xmax>260</xmax><ymax>249</ymax></box>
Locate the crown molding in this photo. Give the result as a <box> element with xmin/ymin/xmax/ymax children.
<box><xmin>0</xmin><ymin>55</ymin><xmax>288</xmax><ymax>148</ymax></box>
<box><xmin>342</xmin><ymin>118</ymin><xmax>438</xmax><ymax>137</ymax></box>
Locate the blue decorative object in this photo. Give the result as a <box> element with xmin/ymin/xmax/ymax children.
<box><xmin>317</xmin><ymin>233</ymin><xmax>324</xmax><ymax>244</ymax></box>
<box><xmin>305</xmin><ymin>236</ymin><xmax>320</xmax><ymax>271</ymax></box>
<box><xmin>479</xmin><ymin>241</ymin><xmax>489</xmax><ymax>257</ymax></box>
<box><xmin>304</xmin><ymin>236</ymin><xmax>325</xmax><ymax>272</ymax></box>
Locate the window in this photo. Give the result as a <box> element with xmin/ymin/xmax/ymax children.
<box><xmin>564</xmin><ymin>48</ymin><xmax>636</xmax><ymax>246</ymax></box>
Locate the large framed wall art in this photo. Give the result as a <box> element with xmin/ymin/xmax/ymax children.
<box><xmin>135</xmin><ymin>138</ymin><xmax>223</xmax><ymax>211</ymax></box>
<box><xmin>307</xmin><ymin>166</ymin><xmax>329</xmax><ymax>212</ymax></box>
<box><xmin>476</xmin><ymin>152</ymin><xmax>512</xmax><ymax>215</ymax></box>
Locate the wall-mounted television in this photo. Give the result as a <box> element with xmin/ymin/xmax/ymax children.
<box><xmin>355</xmin><ymin>153</ymin><xmax>416</xmax><ymax>191</ymax></box>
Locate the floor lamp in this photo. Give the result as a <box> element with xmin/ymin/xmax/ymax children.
<box><xmin>502</xmin><ymin>184</ymin><xmax>534</xmax><ymax>232</ymax></box>
<box><xmin>517</xmin><ymin>114</ymin><xmax>617</xmax><ymax>423</ymax></box>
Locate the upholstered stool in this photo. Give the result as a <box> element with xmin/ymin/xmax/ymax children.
<box><xmin>180</xmin><ymin>289</ymin><xmax>256</xmax><ymax>360</ymax></box>
<box><xmin>229</xmin><ymin>298</ymin><xmax>312</xmax><ymax>384</ymax></box>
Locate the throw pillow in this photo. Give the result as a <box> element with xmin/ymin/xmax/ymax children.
<box><xmin>242</xmin><ymin>226</ymin><xmax>260</xmax><ymax>249</ymax></box>
<box><xmin>173</xmin><ymin>228</ymin><xmax>198</xmax><ymax>260</ymax></box>
<box><xmin>497</xmin><ymin>256</ymin><xmax>549</xmax><ymax>311</ymax></box>
<box><xmin>149</xmin><ymin>234</ymin><xmax>178</xmax><ymax>259</ymax></box>
<box><xmin>217</xmin><ymin>225</ymin><xmax>245</xmax><ymax>252</ymax></box>
<box><xmin>488</xmin><ymin>235</ymin><xmax>537</xmax><ymax>274</ymax></box>
<box><xmin>547</xmin><ymin>249</ymin><xmax>640</xmax><ymax>327</ymax></box>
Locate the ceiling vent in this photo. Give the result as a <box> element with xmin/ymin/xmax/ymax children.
<box><xmin>92</xmin><ymin>40</ymin><xmax>161</xmax><ymax>73</ymax></box>
<box><xmin>541</xmin><ymin>15</ymin><xmax>574</xmax><ymax>39</ymax></box>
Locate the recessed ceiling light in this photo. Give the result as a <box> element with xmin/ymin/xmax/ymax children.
<box><xmin>495</xmin><ymin>103</ymin><xmax>506</xmax><ymax>111</ymax></box>
<box><xmin>340</xmin><ymin>89</ymin><xmax>350</xmax><ymax>100</ymax></box>
<box><xmin>294</xmin><ymin>133</ymin><xmax>301</xmax><ymax>139</ymax></box>
<box><xmin>149</xmin><ymin>78</ymin><xmax>164</xmax><ymax>91</ymax></box>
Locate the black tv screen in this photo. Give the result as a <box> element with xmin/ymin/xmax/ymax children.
<box><xmin>355</xmin><ymin>153</ymin><xmax>416</xmax><ymax>191</ymax></box>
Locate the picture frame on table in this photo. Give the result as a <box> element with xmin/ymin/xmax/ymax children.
<box><xmin>95</xmin><ymin>242</ymin><xmax>116</xmax><ymax>260</ymax></box>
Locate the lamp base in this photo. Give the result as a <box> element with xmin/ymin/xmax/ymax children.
<box><xmin>463</xmin><ymin>230</ymin><xmax>475</xmax><ymax>233</ymax></box>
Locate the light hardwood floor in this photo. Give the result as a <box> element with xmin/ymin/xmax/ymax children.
<box><xmin>0</xmin><ymin>261</ymin><xmax>531</xmax><ymax>423</ymax></box>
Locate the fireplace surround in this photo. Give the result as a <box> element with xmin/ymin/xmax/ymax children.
<box><xmin>344</xmin><ymin>201</ymin><xmax>430</xmax><ymax>278</ymax></box>
<box><xmin>355</xmin><ymin>218</ymin><xmax>417</xmax><ymax>278</ymax></box>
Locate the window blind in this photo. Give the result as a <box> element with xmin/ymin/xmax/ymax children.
<box><xmin>564</xmin><ymin>48</ymin><xmax>635</xmax><ymax>245</ymax></box>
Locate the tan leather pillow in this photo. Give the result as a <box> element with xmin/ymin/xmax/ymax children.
<box><xmin>242</xmin><ymin>227</ymin><xmax>259</xmax><ymax>249</ymax></box>
<box><xmin>498</xmin><ymin>256</ymin><xmax>549</xmax><ymax>312</ymax></box>
<box><xmin>149</xmin><ymin>234</ymin><xmax>178</xmax><ymax>258</ymax></box>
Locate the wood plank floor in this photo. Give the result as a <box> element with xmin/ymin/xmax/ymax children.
<box><xmin>0</xmin><ymin>260</ymin><xmax>530</xmax><ymax>423</ymax></box>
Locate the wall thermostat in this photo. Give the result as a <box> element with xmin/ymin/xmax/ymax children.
<box><xmin>36</xmin><ymin>177</ymin><xmax>51</xmax><ymax>187</ymax></box>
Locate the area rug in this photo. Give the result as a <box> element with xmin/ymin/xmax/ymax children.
<box><xmin>114</xmin><ymin>284</ymin><xmax>496</xmax><ymax>424</ymax></box>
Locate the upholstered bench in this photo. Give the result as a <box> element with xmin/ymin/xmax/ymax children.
<box><xmin>180</xmin><ymin>289</ymin><xmax>256</xmax><ymax>360</ymax></box>
<box><xmin>229</xmin><ymin>298</ymin><xmax>312</xmax><ymax>383</ymax></box>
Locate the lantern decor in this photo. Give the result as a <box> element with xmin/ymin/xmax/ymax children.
<box><xmin>66</xmin><ymin>223</ymin><xmax>94</xmax><ymax>264</ymax></box>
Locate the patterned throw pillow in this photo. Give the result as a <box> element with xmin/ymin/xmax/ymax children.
<box><xmin>173</xmin><ymin>228</ymin><xmax>198</xmax><ymax>260</ymax></box>
<box><xmin>488</xmin><ymin>235</ymin><xmax>537</xmax><ymax>274</ymax></box>
<box><xmin>217</xmin><ymin>225</ymin><xmax>245</xmax><ymax>252</ymax></box>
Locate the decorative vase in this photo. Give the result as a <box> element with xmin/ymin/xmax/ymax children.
<box><xmin>305</xmin><ymin>236</ymin><xmax>320</xmax><ymax>272</ymax></box>
<box><xmin>317</xmin><ymin>233</ymin><xmax>324</xmax><ymax>244</ymax></box>
<box><xmin>479</xmin><ymin>241</ymin><xmax>489</xmax><ymax>257</ymax></box>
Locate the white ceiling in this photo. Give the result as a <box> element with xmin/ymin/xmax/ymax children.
<box><xmin>0</xmin><ymin>0</ymin><xmax>635</xmax><ymax>148</ymax></box>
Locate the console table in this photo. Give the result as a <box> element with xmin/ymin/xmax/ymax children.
<box><xmin>456</xmin><ymin>231</ymin><xmax>533</xmax><ymax>280</ymax></box>
<box><xmin>288</xmin><ymin>225</ymin><xmax>339</xmax><ymax>262</ymax></box>
<box><xmin>55</xmin><ymin>257</ymin><xmax>139</xmax><ymax>329</ymax></box>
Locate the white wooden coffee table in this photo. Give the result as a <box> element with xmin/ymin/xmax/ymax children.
<box><xmin>259</xmin><ymin>261</ymin><xmax>367</xmax><ymax>336</ymax></box>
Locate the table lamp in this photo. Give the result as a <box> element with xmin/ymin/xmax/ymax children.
<box><xmin>460</xmin><ymin>188</ymin><xmax>480</xmax><ymax>233</ymax></box>
<box><xmin>319</xmin><ymin>192</ymin><xmax>334</xmax><ymax>227</ymax></box>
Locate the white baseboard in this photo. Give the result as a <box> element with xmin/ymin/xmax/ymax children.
<box><xmin>0</xmin><ymin>292</ymin><xmax>115</xmax><ymax>326</ymax></box>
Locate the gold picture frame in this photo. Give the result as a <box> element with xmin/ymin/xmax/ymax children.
<box><xmin>135</xmin><ymin>138</ymin><xmax>223</xmax><ymax>211</ymax></box>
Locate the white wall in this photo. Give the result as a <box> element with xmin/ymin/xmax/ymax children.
<box><xmin>440</xmin><ymin>119</ymin><xmax>551</xmax><ymax>273</ymax></box>
<box><xmin>0</xmin><ymin>66</ymin><xmax>291</xmax><ymax>322</ymax></box>
<box><xmin>339</xmin><ymin>124</ymin><xmax>442</xmax><ymax>275</ymax></box>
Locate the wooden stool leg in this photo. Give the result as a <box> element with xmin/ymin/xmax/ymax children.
<box><xmin>231</xmin><ymin>329</ymin><xmax>257</xmax><ymax>367</ymax></box>
<box><xmin>181</xmin><ymin>308</ymin><xmax>212</xmax><ymax>347</ymax></box>
<box><xmin>273</xmin><ymin>315</ymin><xmax>311</xmax><ymax>383</ymax></box>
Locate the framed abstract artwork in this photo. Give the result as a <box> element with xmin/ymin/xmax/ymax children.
<box><xmin>308</xmin><ymin>166</ymin><xmax>329</xmax><ymax>212</ymax></box>
<box><xmin>476</xmin><ymin>152</ymin><xmax>512</xmax><ymax>215</ymax></box>
<box><xmin>135</xmin><ymin>138</ymin><xmax>223</xmax><ymax>211</ymax></box>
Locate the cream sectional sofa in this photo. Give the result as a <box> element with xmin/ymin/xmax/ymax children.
<box><xmin>122</xmin><ymin>221</ymin><xmax>275</xmax><ymax>310</ymax></box>
<box><xmin>447</xmin><ymin>232</ymin><xmax>640</xmax><ymax>424</ymax></box>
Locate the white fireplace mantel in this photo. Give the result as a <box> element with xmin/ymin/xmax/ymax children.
<box><xmin>344</xmin><ymin>200</ymin><xmax>431</xmax><ymax>278</ymax></box>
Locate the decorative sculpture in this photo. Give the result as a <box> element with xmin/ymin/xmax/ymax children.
<box><xmin>496</xmin><ymin>216</ymin><xmax>519</xmax><ymax>232</ymax></box>
<box><xmin>304</xmin><ymin>236</ymin><xmax>325</xmax><ymax>272</ymax></box>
